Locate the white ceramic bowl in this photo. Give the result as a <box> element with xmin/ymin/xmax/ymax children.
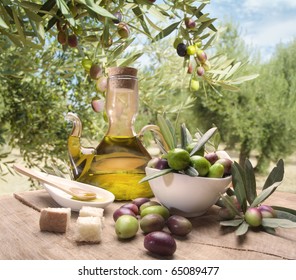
<box><xmin>145</xmin><ymin>167</ymin><xmax>232</xmax><ymax>217</ymax></box>
<box><xmin>43</xmin><ymin>181</ymin><xmax>115</xmax><ymax>212</ymax></box>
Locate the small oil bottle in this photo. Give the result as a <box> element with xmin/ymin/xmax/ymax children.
<box><xmin>78</xmin><ymin>67</ymin><xmax>153</xmax><ymax>200</ymax></box>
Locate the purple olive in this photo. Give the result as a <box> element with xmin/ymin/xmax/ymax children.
<box><xmin>196</xmin><ymin>49</ymin><xmax>207</xmax><ymax>63</ymax></box>
<box><xmin>132</xmin><ymin>197</ymin><xmax>150</xmax><ymax>208</ymax></box>
<box><xmin>204</xmin><ymin>152</ymin><xmax>219</xmax><ymax>165</ymax></box>
<box><xmin>197</xmin><ymin>66</ymin><xmax>205</xmax><ymax>76</ymax></box>
<box><xmin>184</xmin><ymin>18</ymin><xmax>196</xmax><ymax>29</ymax></box>
<box><xmin>166</xmin><ymin>215</ymin><xmax>192</xmax><ymax>236</ymax></box>
<box><xmin>140</xmin><ymin>213</ymin><xmax>165</xmax><ymax>234</ymax></box>
<box><xmin>218</xmin><ymin>207</ymin><xmax>236</xmax><ymax>220</ymax></box>
<box><xmin>216</xmin><ymin>158</ymin><xmax>233</xmax><ymax>176</ymax></box>
<box><xmin>113</xmin><ymin>207</ymin><xmax>136</xmax><ymax>222</ymax></box>
<box><xmin>112</xmin><ymin>11</ymin><xmax>122</xmax><ymax>24</ymax></box>
<box><xmin>257</xmin><ymin>205</ymin><xmax>277</xmax><ymax>218</ymax></box>
<box><xmin>244</xmin><ymin>207</ymin><xmax>262</xmax><ymax>227</ymax></box>
<box><xmin>155</xmin><ymin>158</ymin><xmax>169</xmax><ymax>170</ymax></box>
<box><xmin>176</xmin><ymin>43</ymin><xmax>187</xmax><ymax>57</ymax></box>
<box><xmin>121</xmin><ymin>203</ymin><xmax>139</xmax><ymax>215</ymax></box>
<box><xmin>147</xmin><ymin>157</ymin><xmax>160</xmax><ymax>168</ymax></box>
<box><xmin>144</xmin><ymin>231</ymin><xmax>176</xmax><ymax>256</ymax></box>
<box><xmin>89</xmin><ymin>64</ymin><xmax>102</xmax><ymax>80</ymax></box>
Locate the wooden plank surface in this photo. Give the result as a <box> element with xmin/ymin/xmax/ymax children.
<box><xmin>0</xmin><ymin>190</ymin><xmax>295</xmax><ymax>260</ymax></box>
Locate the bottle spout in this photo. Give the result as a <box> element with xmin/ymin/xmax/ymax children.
<box><xmin>66</xmin><ymin>112</ymin><xmax>95</xmax><ymax>179</ymax></box>
<box><xmin>66</xmin><ymin>112</ymin><xmax>82</xmax><ymax>137</ymax></box>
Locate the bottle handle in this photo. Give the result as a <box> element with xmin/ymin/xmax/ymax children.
<box><xmin>137</xmin><ymin>125</ymin><xmax>169</xmax><ymax>153</ymax></box>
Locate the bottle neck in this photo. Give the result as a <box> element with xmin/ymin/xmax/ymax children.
<box><xmin>105</xmin><ymin>76</ymin><xmax>138</xmax><ymax>137</ymax></box>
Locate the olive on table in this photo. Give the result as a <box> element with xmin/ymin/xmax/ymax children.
<box><xmin>115</xmin><ymin>215</ymin><xmax>139</xmax><ymax>239</ymax></box>
<box><xmin>113</xmin><ymin>207</ymin><xmax>136</xmax><ymax>222</ymax></box>
<box><xmin>144</xmin><ymin>231</ymin><xmax>176</xmax><ymax>256</ymax></box>
<box><xmin>132</xmin><ymin>197</ymin><xmax>151</xmax><ymax>208</ymax></box>
<box><xmin>140</xmin><ymin>213</ymin><xmax>165</xmax><ymax>234</ymax></box>
<box><xmin>166</xmin><ymin>215</ymin><xmax>192</xmax><ymax>236</ymax></box>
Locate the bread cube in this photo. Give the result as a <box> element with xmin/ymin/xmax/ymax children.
<box><xmin>39</xmin><ymin>207</ymin><xmax>71</xmax><ymax>233</ymax></box>
<box><xmin>79</xmin><ymin>206</ymin><xmax>104</xmax><ymax>218</ymax></box>
<box><xmin>74</xmin><ymin>216</ymin><xmax>103</xmax><ymax>243</ymax></box>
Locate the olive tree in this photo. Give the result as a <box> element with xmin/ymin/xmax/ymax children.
<box><xmin>0</xmin><ymin>0</ymin><xmax>255</xmax><ymax>173</ymax></box>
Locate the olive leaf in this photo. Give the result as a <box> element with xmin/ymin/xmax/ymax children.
<box><xmin>261</xmin><ymin>218</ymin><xmax>296</xmax><ymax>229</ymax></box>
<box><xmin>153</xmin><ymin>21</ymin><xmax>181</xmax><ymax>42</ymax></box>
<box><xmin>132</xmin><ymin>6</ymin><xmax>151</xmax><ymax>38</ymax></box>
<box><xmin>250</xmin><ymin>182</ymin><xmax>282</xmax><ymax>208</ymax></box>
<box><xmin>244</xmin><ymin>159</ymin><xmax>257</xmax><ymax>205</ymax></box>
<box><xmin>262</xmin><ymin>159</ymin><xmax>284</xmax><ymax>190</ymax></box>
<box><xmin>231</xmin><ymin>162</ymin><xmax>247</xmax><ymax>213</ymax></box>
<box><xmin>157</xmin><ymin>114</ymin><xmax>176</xmax><ymax>150</ymax></box>
<box><xmin>77</xmin><ymin>0</ymin><xmax>116</xmax><ymax>20</ymax></box>
<box><xmin>262</xmin><ymin>226</ymin><xmax>276</xmax><ymax>235</ymax></box>
<box><xmin>180</xmin><ymin>123</ymin><xmax>192</xmax><ymax>150</ymax></box>
<box><xmin>56</xmin><ymin>0</ymin><xmax>75</xmax><ymax>26</ymax></box>
<box><xmin>184</xmin><ymin>166</ymin><xmax>199</xmax><ymax>177</ymax></box>
<box><xmin>189</xmin><ymin>127</ymin><xmax>217</xmax><ymax>156</ymax></box>
<box><xmin>272</xmin><ymin>206</ymin><xmax>296</xmax><ymax>222</ymax></box>
<box><xmin>139</xmin><ymin>168</ymin><xmax>173</xmax><ymax>183</ymax></box>
<box><xmin>220</xmin><ymin>219</ymin><xmax>244</xmax><ymax>227</ymax></box>
<box><xmin>220</xmin><ymin>194</ymin><xmax>242</xmax><ymax>217</ymax></box>
<box><xmin>272</xmin><ymin>205</ymin><xmax>296</xmax><ymax>216</ymax></box>
<box><xmin>235</xmin><ymin>221</ymin><xmax>249</xmax><ymax>236</ymax></box>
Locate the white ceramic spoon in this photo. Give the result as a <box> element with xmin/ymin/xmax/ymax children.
<box><xmin>13</xmin><ymin>164</ymin><xmax>97</xmax><ymax>201</ymax></box>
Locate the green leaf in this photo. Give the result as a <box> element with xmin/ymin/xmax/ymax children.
<box><xmin>12</xmin><ymin>7</ymin><xmax>25</xmax><ymax>44</ymax></box>
<box><xmin>0</xmin><ymin>29</ymin><xmax>23</xmax><ymax>47</ymax></box>
<box><xmin>250</xmin><ymin>183</ymin><xmax>281</xmax><ymax>207</ymax></box>
<box><xmin>262</xmin><ymin>226</ymin><xmax>276</xmax><ymax>235</ymax></box>
<box><xmin>118</xmin><ymin>52</ymin><xmax>143</xmax><ymax>67</ymax></box>
<box><xmin>153</xmin><ymin>21</ymin><xmax>181</xmax><ymax>42</ymax></box>
<box><xmin>189</xmin><ymin>127</ymin><xmax>217</xmax><ymax>156</ymax></box>
<box><xmin>274</xmin><ymin>210</ymin><xmax>296</xmax><ymax>222</ymax></box>
<box><xmin>262</xmin><ymin>218</ymin><xmax>296</xmax><ymax>229</ymax></box>
<box><xmin>262</xmin><ymin>159</ymin><xmax>284</xmax><ymax>190</ymax></box>
<box><xmin>157</xmin><ymin>115</ymin><xmax>176</xmax><ymax>150</ymax></box>
<box><xmin>139</xmin><ymin>168</ymin><xmax>173</xmax><ymax>183</ymax></box>
<box><xmin>229</xmin><ymin>74</ymin><xmax>259</xmax><ymax>85</ymax></box>
<box><xmin>235</xmin><ymin>221</ymin><xmax>249</xmax><ymax>236</ymax></box>
<box><xmin>180</xmin><ymin>123</ymin><xmax>192</xmax><ymax>149</ymax></box>
<box><xmin>132</xmin><ymin>6</ymin><xmax>151</xmax><ymax>38</ymax></box>
<box><xmin>220</xmin><ymin>219</ymin><xmax>244</xmax><ymax>227</ymax></box>
<box><xmin>166</xmin><ymin>118</ymin><xmax>177</xmax><ymax>148</ymax></box>
<box><xmin>37</xmin><ymin>0</ymin><xmax>56</xmax><ymax>17</ymax></box>
<box><xmin>231</xmin><ymin>162</ymin><xmax>247</xmax><ymax>212</ymax></box>
<box><xmin>77</xmin><ymin>0</ymin><xmax>116</xmax><ymax>20</ymax></box>
<box><xmin>0</xmin><ymin>15</ymin><xmax>9</xmax><ymax>29</ymax></box>
<box><xmin>221</xmin><ymin>194</ymin><xmax>242</xmax><ymax>217</ymax></box>
<box><xmin>244</xmin><ymin>159</ymin><xmax>257</xmax><ymax>205</ymax></box>
<box><xmin>144</xmin><ymin>14</ymin><xmax>163</xmax><ymax>32</ymax></box>
<box><xmin>272</xmin><ymin>206</ymin><xmax>296</xmax><ymax>216</ymax></box>
<box><xmin>56</xmin><ymin>0</ymin><xmax>75</xmax><ymax>26</ymax></box>
<box><xmin>196</xmin><ymin>18</ymin><xmax>217</xmax><ymax>34</ymax></box>
<box><xmin>184</xmin><ymin>166</ymin><xmax>199</xmax><ymax>177</ymax></box>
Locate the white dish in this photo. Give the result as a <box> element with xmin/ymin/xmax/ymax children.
<box><xmin>42</xmin><ymin>180</ymin><xmax>115</xmax><ymax>212</ymax></box>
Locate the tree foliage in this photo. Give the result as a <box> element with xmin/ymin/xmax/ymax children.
<box><xmin>192</xmin><ymin>23</ymin><xmax>296</xmax><ymax>173</ymax></box>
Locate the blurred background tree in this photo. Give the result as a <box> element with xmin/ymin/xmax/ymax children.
<box><xmin>3</xmin><ymin>0</ymin><xmax>294</xmax><ymax>181</ymax></box>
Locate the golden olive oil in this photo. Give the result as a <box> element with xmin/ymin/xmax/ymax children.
<box><xmin>68</xmin><ymin>135</ymin><xmax>153</xmax><ymax>200</ymax></box>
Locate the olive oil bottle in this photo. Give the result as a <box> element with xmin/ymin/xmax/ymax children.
<box><xmin>67</xmin><ymin>67</ymin><xmax>154</xmax><ymax>200</ymax></box>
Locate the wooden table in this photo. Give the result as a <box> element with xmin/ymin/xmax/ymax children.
<box><xmin>0</xmin><ymin>189</ymin><xmax>295</xmax><ymax>260</ymax></box>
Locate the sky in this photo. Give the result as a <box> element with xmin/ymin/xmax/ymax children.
<box><xmin>204</xmin><ymin>0</ymin><xmax>296</xmax><ymax>61</ymax></box>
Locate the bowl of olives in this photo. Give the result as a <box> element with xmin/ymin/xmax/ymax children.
<box><xmin>144</xmin><ymin>150</ymin><xmax>232</xmax><ymax>217</ymax></box>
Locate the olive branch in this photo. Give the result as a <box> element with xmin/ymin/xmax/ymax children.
<box><xmin>218</xmin><ymin>159</ymin><xmax>296</xmax><ymax>236</ymax></box>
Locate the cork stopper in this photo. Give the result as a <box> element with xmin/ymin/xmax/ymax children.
<box><xmin>107</xmin><ymin>67</ymin><xmax>138</xmax><ymax>89</ymax></box>
<box><xmin>107</xmin><ymin>67</ymin><xmax>137</xmax><ymax>77</ymax></box>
